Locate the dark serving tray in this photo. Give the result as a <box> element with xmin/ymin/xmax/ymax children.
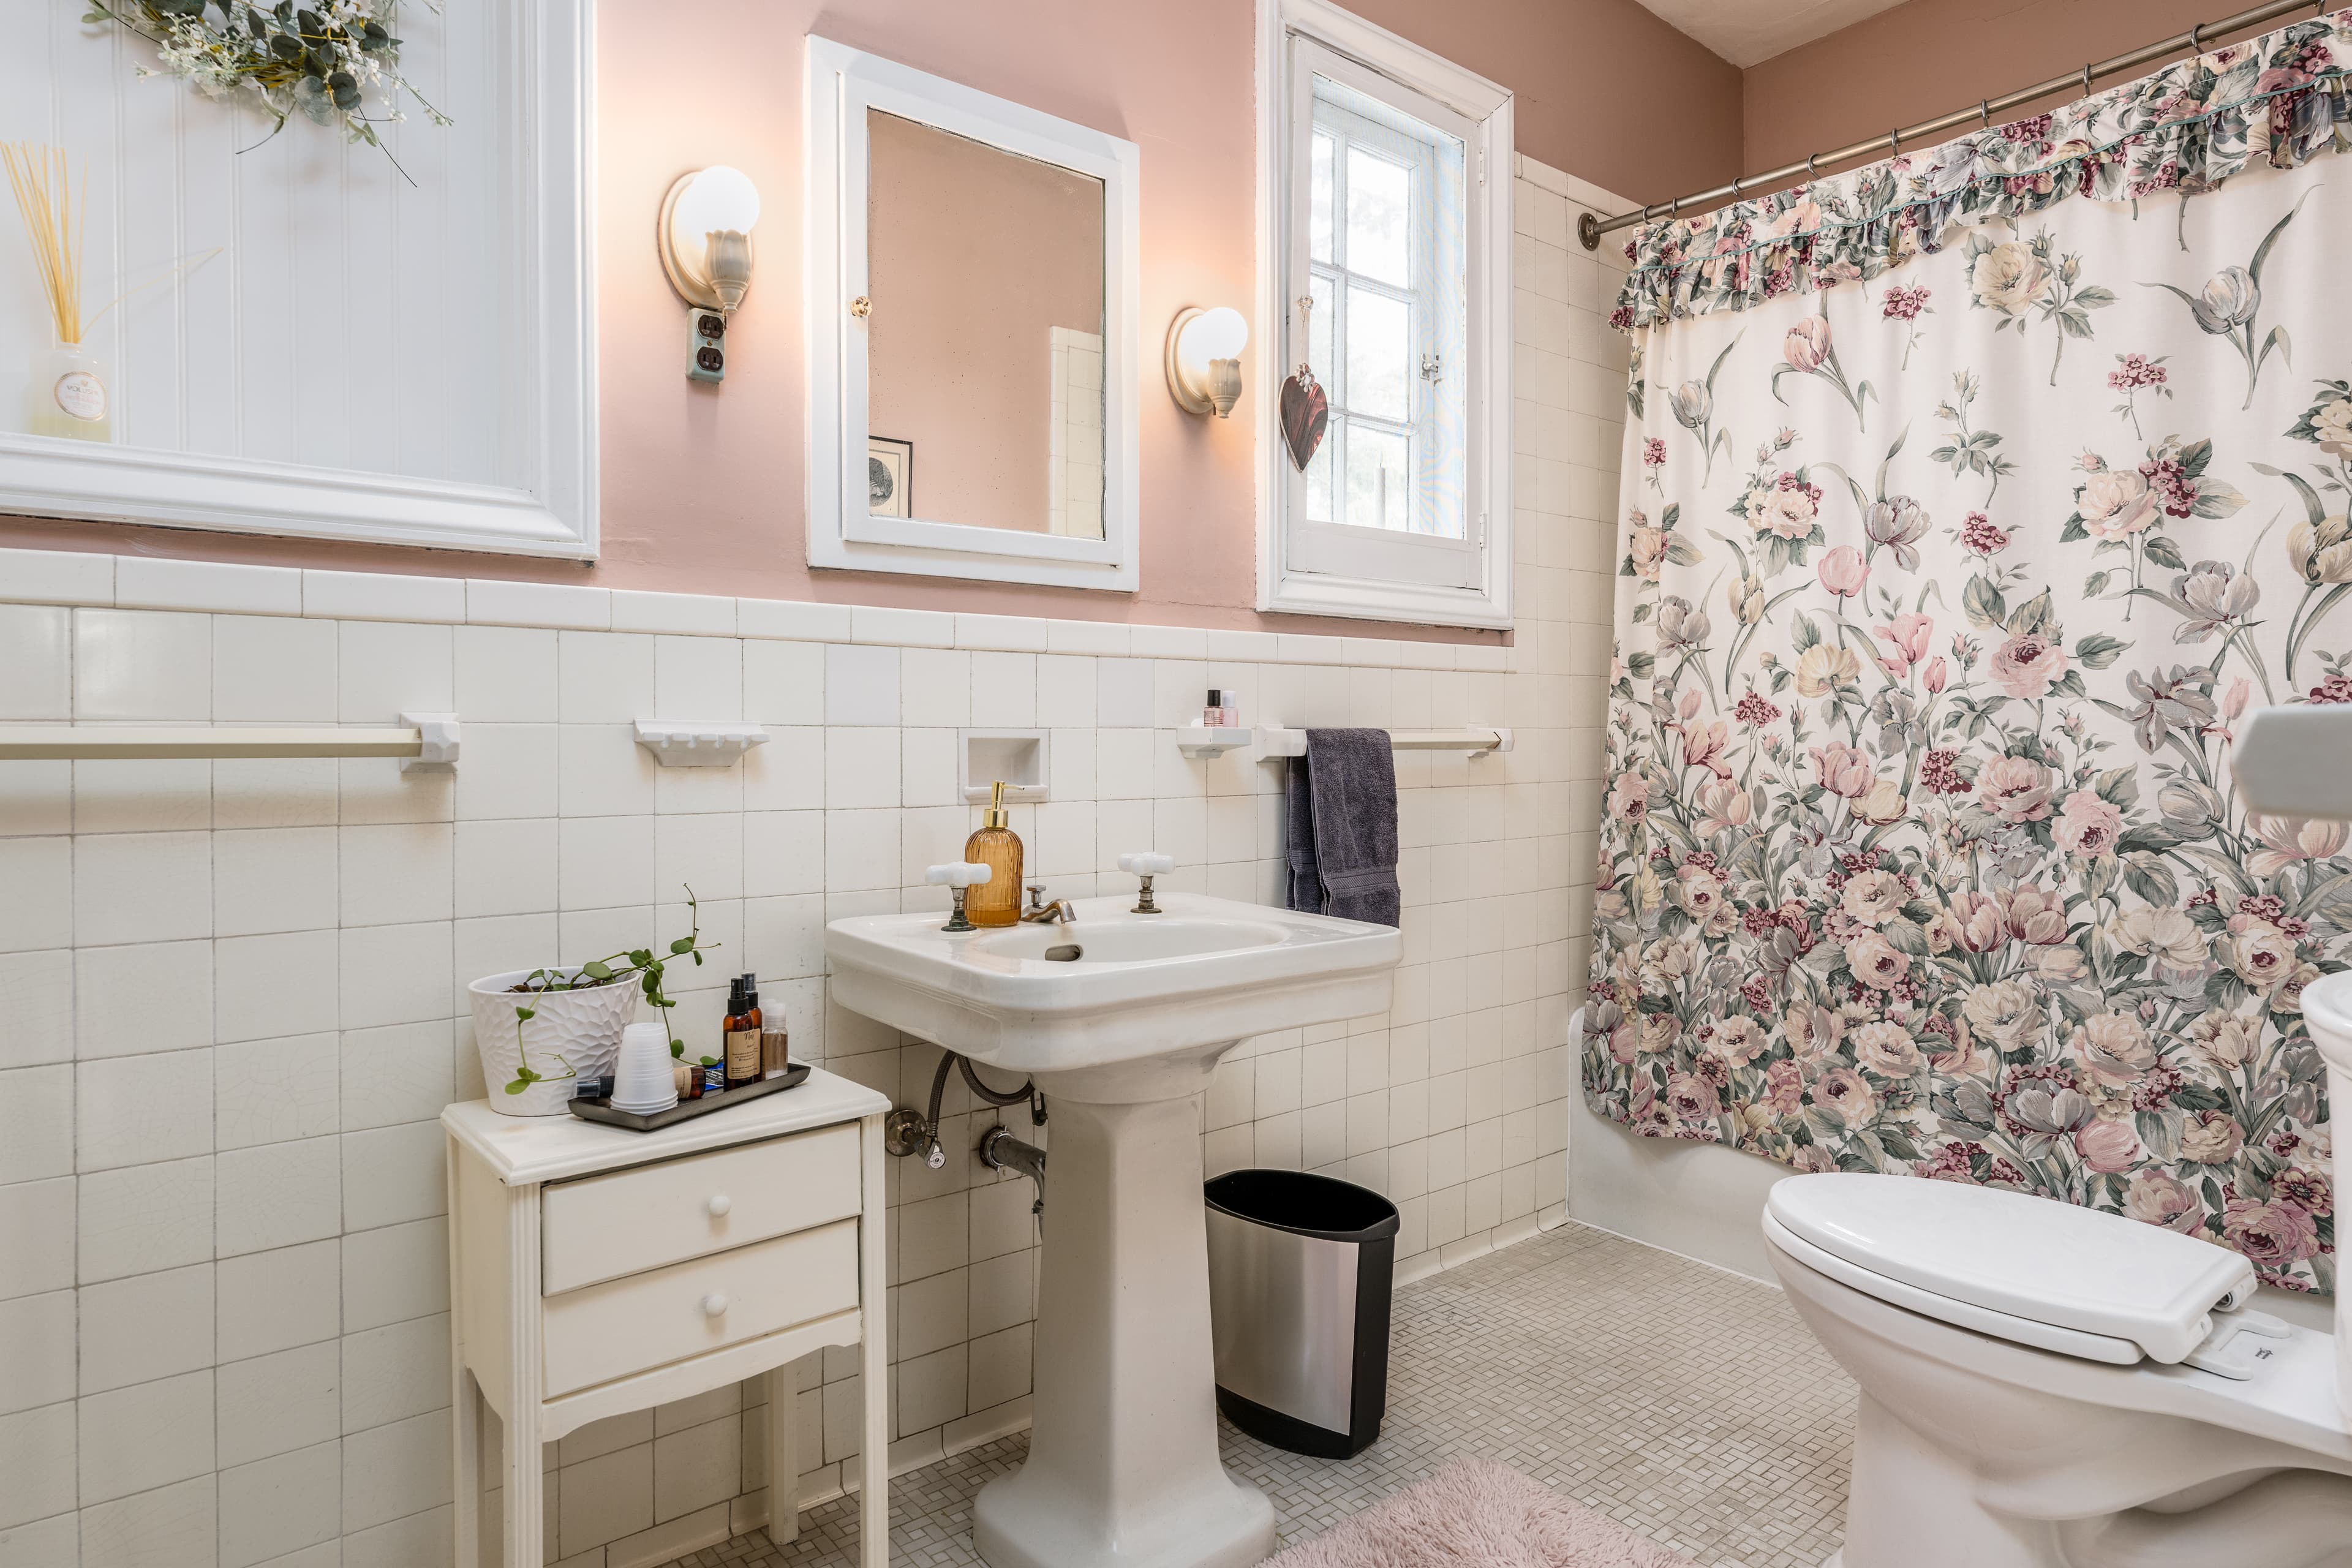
<box><xmin>568</xmin><ymin>1061</ymin><xmax>811</xmax><ymax>1131</ymax></box>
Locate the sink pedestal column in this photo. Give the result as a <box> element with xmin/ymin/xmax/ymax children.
<box><xmin>972</xmin><ymin>1084</ymin><xmax>1276</xmax><ymax>1568</ymax></box>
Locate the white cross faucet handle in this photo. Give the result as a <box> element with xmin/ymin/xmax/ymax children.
<box><xmin>1117</xmin><ymin>853</ymin><xmax>1174</xmax><ymax>914</ymax></box>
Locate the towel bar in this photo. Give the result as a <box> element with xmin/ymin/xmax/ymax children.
<box><xmin>1254</xmin><ymin>726</ymin><xmax>1512</xmax><ymax>759</ymax></box>
<box><xmin>0</xmin><ymin>713</ymin><xmax>459</xmax><ymax>770</ymax></box>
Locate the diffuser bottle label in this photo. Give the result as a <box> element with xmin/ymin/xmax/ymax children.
<box><xmin>725</xmin><ymin>1027</ymin><xmax>761</xmax><ymax>1085</ymax></box>
<box><xmin>53</xmin><ymin>370</ymin><xmax>105</xmax><ymax>422</ymax></box>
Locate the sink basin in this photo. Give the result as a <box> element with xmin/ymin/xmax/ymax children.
<box><xmin>826</xmin><ymin>892</ymin><xmax>1399</xmax><ymax>1101</ymax></box>
<box><xmin>825</xmin><ymin>891</ymin><xmax>1401</xmax><ymax>1568</ymax></box>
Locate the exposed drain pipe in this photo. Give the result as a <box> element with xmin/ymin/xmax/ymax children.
<box><xmin>882</xmin><ymin>1049</ymin><xmax>1044</xmax><ymax>1170</ymax></box>
<box><xmin>977</xmin><ymin>1123</ymin><xmax>1048</xmax><ymax>1231</ymax></box>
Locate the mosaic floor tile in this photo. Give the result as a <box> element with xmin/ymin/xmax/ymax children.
<box><xmin>658</xmin><ymin>1222</ymin><xmax>1853</xmax><ymax>1568</ymax></box>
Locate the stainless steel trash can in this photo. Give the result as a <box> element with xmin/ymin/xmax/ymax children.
<box><xmin>1204</xmin><ymin>1168</ymin><xmax>1399</xmax><ymax>1458</ymax></box>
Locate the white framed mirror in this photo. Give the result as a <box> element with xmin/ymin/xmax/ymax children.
<box><xmin>804</xmin><ymin>37</ymin><xmax>1140</xmax><ymax>590</ymax></box>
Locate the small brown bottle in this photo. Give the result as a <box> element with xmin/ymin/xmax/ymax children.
<box><xmin>723</xmin><ymin>975</ymin><xmax>763</xmax><ymax>1090</ymax></box>
<box><xmin>963</xmin><ymin>780</ymin><xmax>1024</xmax><ymax>928</ymax></box>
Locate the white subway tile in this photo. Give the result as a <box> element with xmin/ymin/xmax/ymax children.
<box><xmin>117</xmin><ymin>557</ymin><xmax>300</xmax><ymax>616</ymax></box>
<box><xmin>217</xmin><ymin>1136</ymin><xmax>342</xmax><ymax>1257</ymax></box>
<box><xmin>336</xmin><ymin>620</ymin><xmax>454</xmax><ymax>723</ymax></box>
<box><xmin>1046</xmin><ymin>618</ymin><xmax>1128</xmax><ymax>655</ymax></box>
<box><xmin>339</xmin><ymin>1313</ymin><xmax>448</xmax><ymax>1434</ymax></box>
<box><xmin>0</xmin><ymin>1176</ymin><xmax>76</xmax><ymax>1300</ymax></box>
<box><xmin>215</xmin><ymin>930</ymin><xmax>339</xmax><ymax>1044</ymax></box>
<box><xmin>850</xmin><ymin>606</ymin><xmax>952</xmax><ymax>648</ymax></box>
<box><xmin>219</xmin><ymin>1436</ymin><xmax>342</xmax><ymax>1567</ymax></box>
<box><xmin>0</xmin><ymin>1065</ymin><xmax>71</xmax><ymax>1183</ymax></box>
<box><xmin>823</xmin><ymin>729</ymin><xmax>900</xmax><ymax>812</ymax></box>
<box><xmin>339</xmin><ymin>1021</ymin><xmax>455</xmax><ymax>1133</ymax></box>
<box><xmin>211</xmin><ymin>756</ymin><xmax>338</xmax><ymax>831</ymax></box>
<box><xmin>611</xmin><ymin>589</ymin><xmax>736</xmax><ymax>636</ymax></box>
<box><xmin>454</xmin><ymin>817</ymin><xmax>557</xmax><ymax>919</ymax></box>
<box><xmin>654</xmin><ymin>634</ymin><xmax>742</xmax><ymax>719</ymax></box>
<box><xmin>736</xmin><ymin>597</ymin><xmax>850</xmax><ymax>642</ymax></box>
<box><xmin>336</xmin><ymin>923</ymin><xmax>451</xmax><ymax>1031</ymax></box>
<box><xmin>1128</xmin><ymin>625</ymin><xmax>1207</xmax><ymax>658</ymax></box>
<box><xmin>897</xmin><ymin>649</ymin><xmax>970</xmax><ymax>729</ymax></box>
<box><xmin>968</xmin><ymin>654</ymin><xmax>1036</xmax><ymax>728</ymax></box>
<box><xmin>559</xmin><ymin>815</ymin><xmax>654</xmax><ymax>911</ymax></box>
<box><xmin>339</xmin><ymin>1217</ymin><xmax>446</xmax><ymax>1334</ymax></box>
<box><xmin>466</xmin><ymin>578</ymin><xmax>609</xmax><ymax>631</ymax></box>
<box><xmin>339</xmin><ymin>823</ymin><xmax>454</xmax><ymax>928</ymax></box>
<box><xmin>0</xmin><ymin>605</ymin><xmax>70</xmax><ymax>720</ymax></box>
<box><xmin>75</xmin><ymin>830</ymin><xmax>211</xmax><ymax>946</ymax></box>
<box><xmin>302</xmin><ymin>568</ymin><xmax>465</xmax><ymax>624</ymax></box>
<box><xmin>74</xmin><ymin>608</ymin><xmax>210</xmax><ymax>720</ymax></box>
<box><xmin>70</xmin><ymin>756</ymin><xmax>209</xmax><ymax>834</ymax></box>
<box><xmin>454</xmin><ymin>625</ymin><xmax>560</xmax><ymax>723</ymax></box>
<box><xmin>78</xmin><ymin>1154</ymin><xmax>214</xmax><ymax>1283</ymax></box>
<box><xmin>0</xmin><ymin>837</ymin><xmax>70</xmax><ymax>952</ymax></box>
<box><xmin>341</xmin><ymin>1408</ymin><xmax>451</xmax><ymax>1531</ymax></box>
<box><xmin>214</xmin><ymin>1033</ymin><xmax>339</xmax><ymax>1152</ymax></box>
<box><xmin>78</xmin><ymin>1262</ymin><xmax>215</xmax><ymax>1396</ymax></box>
<box><xmin>213</xmin><ymin>614</ymin><xmax>338</xmax><ymax>723</ymax></box>
<box><xmin>1205</xmin><ymin>628</ymin><xmax>1278</xmax><ymax>662</ymax></box>
<box><xmin>557</xmin><ymin>631</ymin><xmax>655</xmax><ymax>725</ymax></box>
<box><xmin>0</xmin><ymin>949</ymin><xmax>72</xmax><ymax>1069</ymax></box>
<box><xmin>217</xmin><ymin>1339</ymin><xmax>339</xmax><ymax>1469</ymax></box>
<box><xmin>216</xmin><ymin>1240</ymin><xmax>341</xmax><ymax>1364</ymax></box>
<box><xmin>0</xmin><ymin>1290</ymin><xmax>74</xmax><ymax>1415</ymax></box>
<box><xmin>742</xmin><ymin>640</ymin><xmax>825</xmax><ymax>726</ymax></box>
<box><xmin>75</xmin><ymin>1050</ymin><xmax>213</xmax><ymax>1172</ymax></box>
<box><xmin>0</xmin><ymin>545</ymin><xmax>113</xmax><ymax>606</ymax></box>
<box><xmin>214</xmin><ymin>826</ymin><xmax>337</xmax><ymax>938</ymax></box>
<box><xmin>954</xmin><ymin>614</ymin><xmax>1047</xmax><ymax>653</ymax></box>
<box><xmin>339</xmin><ymin>1121</ymin><xmax>447</xmax><ymax>1231</ymax></box>
<box><xmin>824</xmin><ymin>644</ymin><xmax>898</xmax><ymax>725</ymax></box>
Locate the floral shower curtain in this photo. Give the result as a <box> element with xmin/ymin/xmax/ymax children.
<box><xmin>1588</xmin><ymin>12</ymin><xmax>2352</xmax><ymax>1293</ymax></box>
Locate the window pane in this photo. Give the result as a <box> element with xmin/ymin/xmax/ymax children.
<box><xmin>1344</xmin><ymin>285</ymin><xmax>1408</xmax><ymax>424</ymax></box>
<box><xmin>1344</xmin><ymin>422</ymin><xmax>1408</xmax><ymax>532</ymax></box>
<box><xmin>1303</xmin><ymin>422</ymin><xmax>1334</xmax><ymax>521</ymax></box>
<box><xmin>1310</xmin><ymin>133</ymin><xmax>1333</xmax><ymax>265</ymax></box>
<box><xmin>1345</xmin><ymin>148</ymin><xmax>1408</xmax><ymax>287</ymax></box>
<box><xmin>1308</xmin><ymin>273</ymin><xmax>1333</xmax><ymax>388</ymax></box>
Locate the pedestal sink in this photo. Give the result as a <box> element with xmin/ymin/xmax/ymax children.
<box><xmin>826</xmin><ymin>892</ymin><xmax>1401</xmax><ymax>1568</ymax></box>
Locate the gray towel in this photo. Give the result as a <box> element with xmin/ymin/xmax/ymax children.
<box><xmin>1283</xmin><ymin>729</ymin><xmax>1399</xmax><ymax>926</ymax></box>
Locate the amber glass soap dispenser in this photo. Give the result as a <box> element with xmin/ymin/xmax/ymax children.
<box><xmin>963</xmin><ymin>780</ymin><xmax>1023</xmax><ymax>927</ymax></box>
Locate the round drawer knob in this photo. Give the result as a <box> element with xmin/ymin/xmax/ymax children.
<box><xmin>701</xmin><ymin>1292</ymin><xmax>728</xmax><ymax>1318</ymax></box>
<box><xmin>706</xmin><ymin>1194</ymin><xmax>732</xmax><ymax>1218</ymax></box>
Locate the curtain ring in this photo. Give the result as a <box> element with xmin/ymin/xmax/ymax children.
<box><xmin>1730</xmin><ymin>173</ymin><xmax>1743</xmax><ymax>200</ymax></box>
<box><xmin>1889</xmin><ymin>126</ymin><xmax>1901</xmax><ymax>154</ymax></box>
<box><xmin>2082</xmin><ymin>61</ymin><xmax>2095</xmax><ymax>97</ymax></box>
<box><xmin>1979</xmin><ymin>99</ymin><xmax>1992</xmax><ymax>127</ymax></box>
<box><xmin>2189</xmin><ymin>21</ymin><xmax>2203</xmax><ymax>51</ymax></box>
<box><xmin>1806</xmin><ymin>151</ymin><xmax>1820</xmax><ymax>178</ymax></box>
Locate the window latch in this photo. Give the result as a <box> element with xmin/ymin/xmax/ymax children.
<box><xmin>1420</xmin><ymin>351</ymin><xmax>1443</xmax><ymax>382</ymax></box>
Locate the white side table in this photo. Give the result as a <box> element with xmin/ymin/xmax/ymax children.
<box><xmin>442</xmin><ymin>1069</ymin><xmax>892</xmax><ymax>1567</ymax></box>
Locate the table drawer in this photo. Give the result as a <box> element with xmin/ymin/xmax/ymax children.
<box><xmin>542</xmin><ymin>1217</ymin><xmax>860</xmax><ymax>1397</ymax></box>
<box><xmin>542</xmin><ymin>1122</ymin><xmax>860</xmax><ymax>1294</ymax></box>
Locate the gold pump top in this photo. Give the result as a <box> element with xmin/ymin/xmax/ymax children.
<box><xmin>982</xmin><ymin>780</ymin><xmax>1009</xmax><ymax>829</ymax></box>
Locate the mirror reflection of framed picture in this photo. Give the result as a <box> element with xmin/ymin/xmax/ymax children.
<box><xmin>868</xmin><ymin>436</ymin><xmax>913</xmax><ymax>517</ymax></box>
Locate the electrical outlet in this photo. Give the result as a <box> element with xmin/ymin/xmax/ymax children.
<box><xmin>687</xmin><ymin>309</ymin><xmax>728</xmax><ymax>383</ymax></box>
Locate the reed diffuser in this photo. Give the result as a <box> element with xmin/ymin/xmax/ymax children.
<box><xmin>2</xmin><ymin>143</ymin><xmax>108</xmax><ymax>442</ymax></box>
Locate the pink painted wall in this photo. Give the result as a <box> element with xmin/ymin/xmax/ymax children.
<box><xmin>1743</xmin><ymin>0</ymin><xmax>2228</xmax><ymax>176</ymax></box>
<box><xmin>866</xmin><ymin>110</ymin><xmax>1106</xmax><ymax>537</ymax></box>
<box><xmin>0</xmin><ymin>0</ymin><xmax>1741</xmax><ymax>639</ymax></box>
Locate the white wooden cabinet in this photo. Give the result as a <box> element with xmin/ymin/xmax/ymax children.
<box><xmin>442</xmin><ymin>1071</ymin><xmax>892</xmax><ymax>1566</ymax></box>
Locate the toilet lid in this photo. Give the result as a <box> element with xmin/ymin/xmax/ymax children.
<box><xmin>1767</xmin><ymin>1173</ymin><xmax>2256</xmax><ymax>1365</ymax></box>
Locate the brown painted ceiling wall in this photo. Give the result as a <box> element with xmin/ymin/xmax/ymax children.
<box><xmin>1742</xmin><ymin>0</ymin><xmax>2236</xmax><ymax>178</ymax></box>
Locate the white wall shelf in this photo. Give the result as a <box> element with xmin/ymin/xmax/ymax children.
<box><xmin>1255</xmin><ymin>726</ymin><xmax>1513</xmax><ymax>760</ymax></box>
<box><xmin>1175</xmin><ymin>725</ymin><xmax>1256</xmax><ymax>758</ymax></box>
<box><xmin>0</xmin><ymin>713</ymin><xmax>460</xmax><ymax>769</ymax></box>
<box><xmin>634</xmin><ymin>720</ymin><xmax>771</xmax><ymax>767</ymax></box>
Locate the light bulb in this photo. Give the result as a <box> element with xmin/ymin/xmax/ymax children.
<box><xmin>1169</xmin><ymin>306</ymin><xmax>1250</xmax><ymax>418</ymax></box>
<box><xmin>670</xmin><ymin>165</ymin><xmax>761</xmax><ymax>254</ymax></box>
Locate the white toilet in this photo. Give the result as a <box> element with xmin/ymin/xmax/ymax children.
<box><xmin>1764</xmin><ymin>1166</ymin><xmax>2352</xmax><ymax>1568</ymax></box>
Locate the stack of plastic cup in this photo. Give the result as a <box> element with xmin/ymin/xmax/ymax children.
<box><xmin>611</xmin><ymin>1020</ymin><xmax>679</xmax><ymax>1114</ymax></box>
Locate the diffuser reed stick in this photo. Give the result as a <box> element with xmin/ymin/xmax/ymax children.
<box><xmin>1</xmin><ymin>143</ymin><xmax>84</xmax><ymax>347</ymax></box>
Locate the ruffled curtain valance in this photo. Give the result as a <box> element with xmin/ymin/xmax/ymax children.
<box><xmin>1613</xmin><ymin>10</ymin><xmax>2352</xmax><ymax>331</ymax></box>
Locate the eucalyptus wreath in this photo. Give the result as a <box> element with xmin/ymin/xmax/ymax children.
<box><xmin>84</xmin><ymin>1</ymin><xmax>450</xmax><ymax>178</ymax></box>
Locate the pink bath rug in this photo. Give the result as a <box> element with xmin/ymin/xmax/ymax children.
<box><xmin>1264</xmin><ymin>1458</ymin><xmax>1691</xmax><ymax>1568</ymax></box>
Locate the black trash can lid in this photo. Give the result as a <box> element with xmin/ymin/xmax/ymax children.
<box><xmin>1204</xmin><ymin>1167</ymin><xmax>1401</xmax><ymax>1243</ymax></box>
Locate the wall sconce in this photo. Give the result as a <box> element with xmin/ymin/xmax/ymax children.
<box><xmin>658</xmin><ymin>165</ymin><xmax>761</xmax><ymax>384</ymax></box>
<box><xmin>1166</xmin><ymin>306</ymin><xmax>1248</xmax><ymax>418</ymax></box>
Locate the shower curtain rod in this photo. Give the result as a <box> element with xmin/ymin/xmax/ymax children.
<box><xmin>1578</xmin><ymin>0</ymin><xmax>2335</xmax><ymax>250</ymax></box>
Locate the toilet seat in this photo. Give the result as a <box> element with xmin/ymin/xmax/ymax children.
<box><xmin>1766</xmin><ymin>1174</ymin><xmax>2255</xmax><ymax>1364</ymax></box>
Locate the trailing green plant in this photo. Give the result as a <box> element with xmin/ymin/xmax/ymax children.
<box><xmin>504</xmin><ymin>887</ymin><xmax>720</xmax><ymax>1096</ymax></box>
<box><xmin>83</xmin><ymin>0</ymin><xmax>450</xmax><ymax>179</ymax></box>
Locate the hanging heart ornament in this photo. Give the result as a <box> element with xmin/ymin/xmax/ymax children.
<box><xmin>1280</xmin><ymin>294</ymin><xmax>1328</xmax><ymax>472</ymax></box>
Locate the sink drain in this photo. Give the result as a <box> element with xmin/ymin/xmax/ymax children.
<box><xmin>1044</xmin><ymin>943</ymin><xmax>1083</xmax><ymax>962</ymax></box>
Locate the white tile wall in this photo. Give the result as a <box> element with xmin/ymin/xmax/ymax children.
<box><xmin>0</xmin><ymin>154</ymin><xmax>1621</xmax><ymax>1568</ymax></box>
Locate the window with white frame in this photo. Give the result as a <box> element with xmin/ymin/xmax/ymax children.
<box><xmin>1261</xmin><ymin>1</ymin><xmax>1512</xmax><ymax>628</ymax></box>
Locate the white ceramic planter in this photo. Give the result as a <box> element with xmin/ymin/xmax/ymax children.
<box><xmin>467</xmin><ymin>968</ymin><xmax>639</xmax><ymax>1116</ymax></box>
